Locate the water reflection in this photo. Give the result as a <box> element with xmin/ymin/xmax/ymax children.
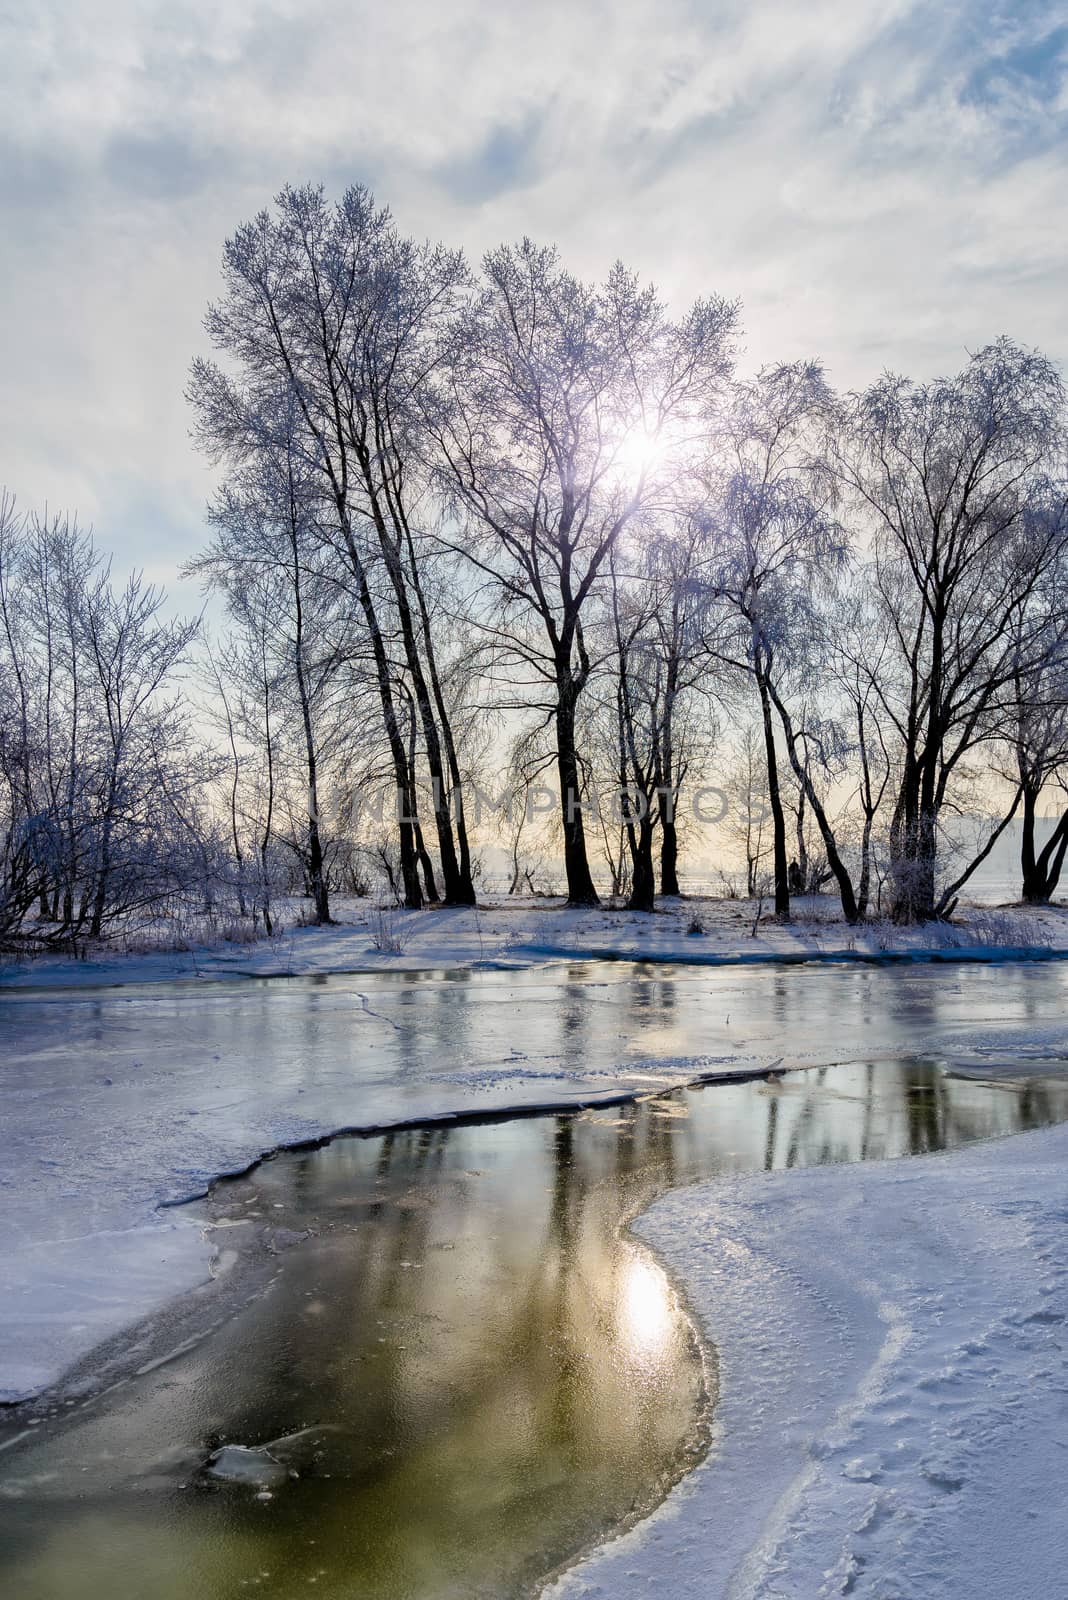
<box><xmin>3</xmin><ymin>1058</ymin><xmax>1068</xmax><ymax>1600</ymax></box>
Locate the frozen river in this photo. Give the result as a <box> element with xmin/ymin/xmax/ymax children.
<box><xmin>4</xmin><ymin>957</ymin><xmax>1068</xmax><ymax>1402</ymax></box>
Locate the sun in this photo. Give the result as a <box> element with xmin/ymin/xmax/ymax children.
<box><xmin>612</xmin><ymin>426</ymin><xmax>665</xmax><ymax>491</ymax></box>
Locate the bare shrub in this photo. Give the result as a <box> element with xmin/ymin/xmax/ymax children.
<box><xmin>961</xmin><ymin>909</ymin><xmax>1050</xmax><ymax>950</ymax></box>
<box><xmin>368</xmin><ymin>906</ymin><xmax>413</xmax><ymax>955</ymax></box>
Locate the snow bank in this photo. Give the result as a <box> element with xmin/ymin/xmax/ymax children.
<box><xmin>547</xmin><ymin>1121</ymin><xmax>1068</xmax><ymax>1600</ymax></box>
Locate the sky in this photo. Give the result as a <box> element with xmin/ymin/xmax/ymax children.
<box><xmin>1</xmin><ymin>0</ymin><xmax>1066</xmax><ymax>602</ymax></box>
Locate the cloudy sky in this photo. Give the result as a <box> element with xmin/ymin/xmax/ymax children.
<box><xmin>2</xmin><ymin>0</ymin><xmax>1066</xmax><ymax>596</ymax></box>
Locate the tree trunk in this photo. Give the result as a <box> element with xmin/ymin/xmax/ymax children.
<box><xmin>626</xmin><ymin>818</ymin><xmax>656</xmax><ymax>911</ymax></box>
<box><xmin>556</xmin><ymin>687</ymin><xmax>599</xmax><ymax>906</ymax></box>
<box><xmin>893</xmin><ymin>815</ymin><xmax>938</xmax><ymax>922</ymax></box>
<box><xmin>891</xmin><ymin>800</ymin><xmax>938</xmax><ymax>921</ymax></box>
<box><xmin>339</xmin><ymin>522</ymin><xmax>422</xmax><ymax>910</ymax></box>
<box><xmin>889</xmin><ymin>749</ymin><xmax>938</xmax><ymax>923</ymax></box>
<box><xmin>1021</xmin><ymin>787</ymin><xmax>1068</xmax><ymax>904</ymax></box>
<box><xmin>756</xmin><ymin>670</ymin><xmax>790</xmax><ymax>920</ymax></box>
<box><xmin>405</xmin><ymin>697</ymin><xmax>439</xmax><ymax>904</ymax></box>
<box><xmin>399</xmin><ymin>510</ymin><xmax>477</xmax><ymax>904</ymax></box>
<box><xmin>795</xmin><ymin>787</ymin><xmax>808</xmax><ymax>892</ymax></box>
<box><xmin>259</xmin><ymin>839</ymin><xmax>274</xmax><ymax>936</ymax></box>
<box><xmin>658</xmin><ymin>672</ymin><xmax>682</xmax><ymax>896</ymax></box>
<box><xmin>306</xmin><ymin>811</ymin><xmax>330</xmax><ymax>924</ymax></box>
<box><xmin>659</xmin><ymin>808</ymin><xmax>680</xmax><ymax>897</ymax></box>
<box><xmin>767</xmin><ymin>679</ymin><xmax>861</xmax><ymax>924</ymax></box>
<box><xmin>1021</xmin><ymin>780</ymin><xmax>1039</xmax><ymax>899</ymax></box>
<box><xmin>857</xmin><ymin>815</ymin><xmax>873</xmax><ymax>920</ymax></box>
<box><xmin>294</xmin><ymin>660</ymin><xmax>331</xmax><ymax>925</ymax></box>
<box><xmin>287</xmin><ymin>494</ymin><xmax>332</xmax><ymax>926</ymax></box>
<box><xmin>366</xmin><ymin>476</ymin><xmax>474</xmax><ymax>907</ymax></box>
<box><xmin>414</xmin><ymin>817</ymin><xmax>439</xmax><ymax>904</ymax></box>
<box><xmin>891</xmin><ymin>631</ymin><xmax>946</xmax><ymax>924</ymax></box>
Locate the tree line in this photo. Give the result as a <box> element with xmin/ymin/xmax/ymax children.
<box><xmin>3</xmin><ymin>182</ymin><xmax>1067</xmax><ymax>948</ymax></box>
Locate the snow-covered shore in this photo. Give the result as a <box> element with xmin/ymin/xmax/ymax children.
<box><xmin>2</xmin><ymin>893</ymin><xmax>1067</xmax><ymax>989</ymax></box>
<box><xmin>548</xmin><ymin>1121</ymin><xmax>1068</xmax><ymax>1600</ymax></box>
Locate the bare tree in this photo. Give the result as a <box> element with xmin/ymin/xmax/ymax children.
<box><xmin>828</xmin><ymin>587</ymin><xmax>895</xmax><ymax>918</ymax></box>
<box><xmin>835</xmin><ymin>339</ymin><xmax>1068</xmax><ymax>921</ymax></box>
<box><xmin>601</xmin><ymin>528</ymin><xmax>714</xmax><ymax>908</ymax></box>
<box><xmin>81</xmin><ymin>569</ymin><xmax>201</xmax><ymax>937</ymax></box>
<box><xmin>0</xmin><ymin>494</ymin><xmax>212</xmax><ymax>947</ymax></box>
<box><xmin>188</xmin><ymin>393</ymin><xmax>351</xmax><ymax>923</ymax></box>
<box><xmin>694</xmin><ymin>362</ymin><xmax>848</xmax><ymax>920</ymax></box>
<box><xmin>432</xmin><ymin>241</ymin><xmax>736</xmax><ymax>905</ymax></box>
<box><xmin>190</xmin><ymin>185</ymin><xmax>476</xmax><ymax>907</ymax></box>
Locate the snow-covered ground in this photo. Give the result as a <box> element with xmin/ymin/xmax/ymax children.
<box><xmin>547</xmin><ymin>1120</ymin><xmax>1068</xmax><ymax>1600</ymax></box>
<box><xmin>2</xmin><ymin>893</ymin><xmax>1067</xmax><ymax>990</ymax></box>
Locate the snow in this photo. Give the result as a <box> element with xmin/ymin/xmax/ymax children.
<box><xmin>2</xmin><ymin>893</ymin><xmax>1067</xmax><ymax>991</ymax></box>
<box><xmin>546</xmin><ymin>1120</ymin><xmax>1068</xmax><ymax>1600</ymax></box>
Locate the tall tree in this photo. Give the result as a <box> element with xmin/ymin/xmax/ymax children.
<box><xmin>191</xmin><ymin>185</ymin><xmax>476</xmax><ymax>907</ymax></box>
<box><xmin>189</xmin><ymin>396</ymin><xmax>347</xmax><ymax>924</ymax></box>
<box><xmin>836</xmin><ymin>339</ymin><xmax>1068</xmax><ymax>921</ymax></box>
<box><xmin>695</xmin><ymin>362</ymin><xmax>847</xmax><ymax>920</ymax></box>
<box><xmin>433</xmin><ymin>241</ymin><xmax>735</xmax><ymax>904</ymax></box>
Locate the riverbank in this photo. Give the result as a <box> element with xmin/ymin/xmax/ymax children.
<box><xmin>548</xmin><ymin>1118</ymin><xmax>1068</xmax><ymax>1600</ymax></box>
<box><xmin>2</xmin><ymin>893</ymin><xmax>1067</xmax><ymax>989</ymax></box>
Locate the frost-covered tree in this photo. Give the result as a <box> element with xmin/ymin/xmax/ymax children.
<box><xmin>190</xmin><ymin>185</ymin><xmax>476</xmax><ymax>908</ymax></box>
<box><xmin>694</xmin><ymin>362</ymin><xmax>849</xmax><ymax>920</ymax></box>
<box><xmin>0</xmin><ymin>494</ymin><xmax>210</xmax><ymax>947</ymax></box>
<box><xmin>835</xmin><ymin>340</ymin><xmax>1068</xmax><ymax>921</ymax></box>
<box><xmin>429</xmin><ymin>241</ymin><xmax>736</xmax><ymax>906</ymax></box>
<box><xmin>599</xmin><ymin>525</ymin><xmax>714</xmax><ymax>909</ymax></box>
<box><xmin>188</xmin><ymin>392</ymin><xmax>354</xmax><ymax>924</ymax></box>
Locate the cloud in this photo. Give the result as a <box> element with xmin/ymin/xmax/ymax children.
<box><xmin>102</xmin><ymin>132</ymin><xmax>223</xmax><ymax>201</ymax></box>
<box><xmin>434</xmin><ymin>112</ymin><xmax>549</xmax><ymax>205</ymax></box>
<box><xmin>1</xmin><ymin>0</ymin><xmax>1066</xmax><ymax>583</ymax></box>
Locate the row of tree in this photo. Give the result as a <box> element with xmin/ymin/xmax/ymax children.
<box><xmin>3</xmin><ymin>183</ymin><xmax>1068</xmax><ymax>946</ymax></box>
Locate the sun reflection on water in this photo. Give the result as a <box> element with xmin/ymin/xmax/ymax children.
<box><xmin>620</xmin><ymin>1251</ymin><xmax>675</xmax><ymax>1361</ymax></box>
